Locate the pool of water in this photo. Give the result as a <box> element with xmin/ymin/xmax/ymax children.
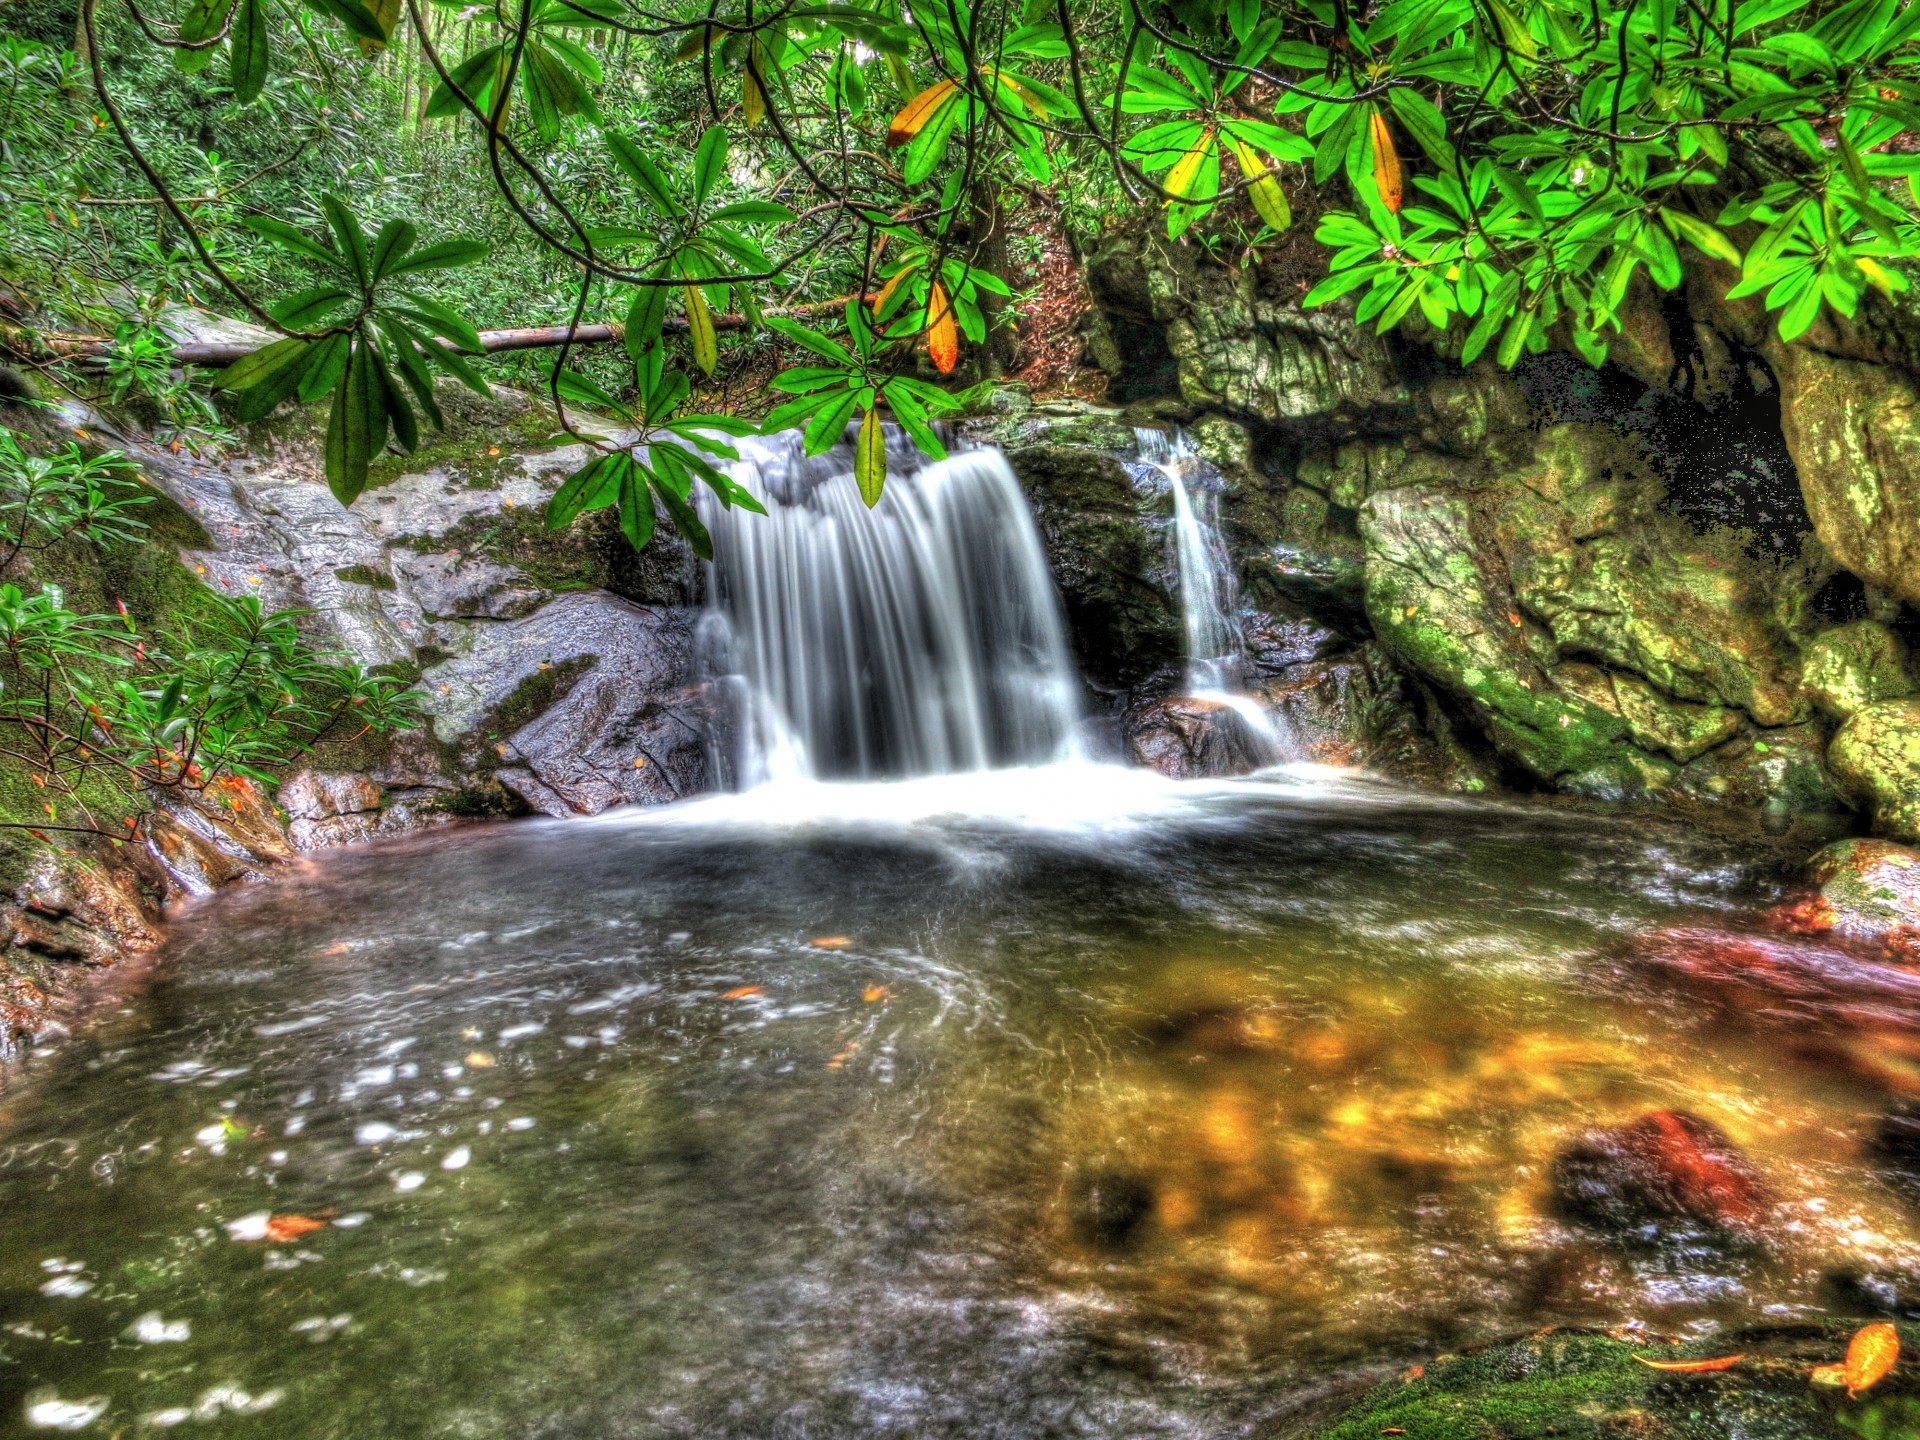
<box><xmin>2</xmin><ymin>766</ymin><xmax>1914</xmax><ymax>1436</ymax></box>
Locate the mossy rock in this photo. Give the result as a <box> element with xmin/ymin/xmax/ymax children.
<box><xmin>1313</xmin><ymin>1325</ymin><xmax>1914</xmax><ymax>1440</ymax></box>
<box><xmin>1831</xmin><ymin>698</ymin><xmax>1920</xmax><ymax>841</ymax></box>
<box><xmin>1803</xmin><ymin>622</ymin><xmax>1915</xmax><ymax>720</ymax></box>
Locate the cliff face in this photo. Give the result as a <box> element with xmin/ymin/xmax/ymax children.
<box><xmin>1002</xmin><ymin>226</ymin><xmax>1920</xmax><ymax>844</ymax></box>
<box><xmin>0</xmin><ymin>379</ymin><xmax>713</xmax><ymax>1049</ymax></box>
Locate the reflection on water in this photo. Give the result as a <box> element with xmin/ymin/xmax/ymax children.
<box><xmin>0</xmin><ymin>768</ymin><xmax>1914</xmax><ymax>1435</ymax></box>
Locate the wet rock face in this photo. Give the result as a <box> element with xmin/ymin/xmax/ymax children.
<box><xmin>1123</xmin><ymin>695</ymin><xmax>1269</xmax><ymax>778</ymax></box>
<box><xmin>421</xmin><ymin>593</ymin><xmax>707</xmax><ymax>816</ymax></box>
<box><xmin>1066</xmin><ymin>1169</ymin><xmax>1156</xmax><ymax>1249</ymax></box>
<box><xmin>1802</xmin><ymin>622</ymin><xmax>1915</xmax><ymax>720</ymax></box>
<box><xmin>1550</xmin><ymin>1109</ymin><xmax>1769</xmax><ymax>1247</ymax></box>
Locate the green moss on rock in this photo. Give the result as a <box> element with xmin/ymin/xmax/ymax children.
<box><xmin>1802</xmin><ymin>622</ymin><xmax>1914</xmax><ymax>719</ymax></box>
<box><xmin>1831</xmin><ymin>697</ymin><xmax>1920</xmax><ymax>841</ymax></box>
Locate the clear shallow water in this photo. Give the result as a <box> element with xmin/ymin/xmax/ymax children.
<box><xmin>2</xmin><ymin>767</ymin><xmax>1915</xmax><ymax>1436</ymax></box>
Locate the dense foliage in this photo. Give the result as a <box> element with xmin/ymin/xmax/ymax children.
<box><xmin>0</xmin><ymin>429</ymin><xmax>418</xmax><ymax>842</ymax></box>
<box><xmin>8</xmin><ymin>0</ymin><xmax>1920</xmax><ymax>543</ymax></box>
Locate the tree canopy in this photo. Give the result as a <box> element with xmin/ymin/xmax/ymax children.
<box><xmin>6</xmin><ymin>0</ymin><xmax>1920</xmax><ymax>549</ymax></box>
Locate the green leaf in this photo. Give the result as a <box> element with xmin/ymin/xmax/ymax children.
<box><xmin>269</xmin><ymin>285</ymin><xmax>355</xmax><ymax>330</ymax></box>
<box><xmin>229</xmin><ymin>0</ymin><xmax>269</xmax><ymax>102</ymax></box>
<box><xmin>242</xmin><ymin>216</ymin><xmax>344</xmax><ymax>270</ymax></box>
<box><xmin>802</xmin><ymin>386</ymin><xmax>861</xmax><ymax>453</ymax></box>
<box><xmin>650</xmin><ymin>466</ymin><xmax>711</xmax><ymax>558</ymax></box>
<box><xmin>381</xmin><ymin>238</ymin><xmax>491</xmax><ymax>277</ymax></box>
<box><xmin>212</xmin><ymin>335</ymin><xmax>311</xmax><ymax>394</ymax></box>
<box><xmin>369</xmin><ymin>219</ymin><xmax>418</xmax><ymax>281</ymax></box>
<box><xmin>618</xmin><ymin>456</ymin><xmax>658</xmax><ymax>551</ymax></box>
<box><xmin>626</xmin><ymin>283</ymin><xmax>671</xmax><ymax>366</ymax></box>
<box><xmin>693</xmin><ymin>125</ymin><xmax>728</xmax><ymax>207</ymax></box>
<box><xmin>296</xmin><ymin>333</ymin><xmax>351</xmax><ymax>404</ymax></box>
<box><xmin>765</xmin><ymin>316</ymin><xmax>855</xmax><ymax>365</ymax></box>
<box><xmin>1658</xmin><ymin>207</ymin><xmax>1743</xmax><ymax>267</ymax></box>
<box><xmin>321</xmin><ymin>195</ymin><xmax>371</xmax><ymax>285</ymax></box>
<box><xmin>902</xmin><ymin>90</ymin><xmax>965</xmax><ymax>185</ymax></box>
<box><xmin>547</xmin><ymin>453</ymin><xmax>617</xmax><ymax>529</ymax></box>
<box><xmin>607</xmin><ymin>132</ymin><xmax>684</xmax><ymax>217</ymax></box>
<box><xmin>388</xmin><ymin>295</ymin><xmax>483</xmax><ymax>353</ymax></box>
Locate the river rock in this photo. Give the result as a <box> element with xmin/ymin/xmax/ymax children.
<box><xmin>1806</xmin><ymin>838</ymin><xmax>1920</xmax><ymax>953</ymax></box>
<box><xmin>1831</xmin><ymin>698</ymin><xmax>1920</xmax><ymax>841</ymax></box>
<box><xmin>1124</xmin><ymin>695</ymin><xmax>1271</xmax><ymax>778</ymax></box>
<box><xmin>1801</xmin><ymin>621</ymin><xmax>1914</xmax><ymax>719</ymax></box>
<box><xmin>1549</xmin><ymin>1109</ymin><xmax>1769</xmax><ymax>1247</ymax></box>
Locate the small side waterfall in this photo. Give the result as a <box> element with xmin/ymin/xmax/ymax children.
<box><xmin>1133</xmin><ymin>428</ymin><xmax>1292</xmax><ymax>763</ymax></box>
<box><xmin>697</xmin><ymin>426</ymin><xmax>1085</xmax><ymax>787</ymax></box>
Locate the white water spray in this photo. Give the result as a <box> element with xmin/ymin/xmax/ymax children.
<box><xmin>698</xmin><ymin>426</ymin><xmax>1085</xmax><ymax>787</ymax></box>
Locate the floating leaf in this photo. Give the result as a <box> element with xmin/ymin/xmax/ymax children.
<box><xmin>811</xmin><ymin>935</ymin><xmax>852</xmax><ymax>949</ymax></box>
<box><xmin>465</xmin><ymin>1050</ymin><xmax>495</xmax><ymax>1068</ymax></box>
<box><xmin>1846</xmin><ymin>1322</ymin><xmax>1900</xmax><ymax>1397</ymax></box>
<box><xmin>926</xmin><ymin>281</ymin><xmax>958</xmax><ymax>373</ymax></box>
<box><xmin>1633</xmin><ymin>1353</ymin><xmax>1746</xmax><ymax>1373</ymax></box>
<box><xmin>1369</xmin><ymin>110</ymin><xmax>1402</xmax><ymax>214</ymax></box>
<box><xmin>264</xmin><ymin>1214</ymin><xmax>328</xmax><ymax>1243</ymax></box>
<box><xmin>721</xmin><ymin>985</ymin><xmax>765</xmax><ymax>999</ymax></box>
<box><xmin>863</xmin><ymin>984</ymin><xmax>891</xmax><ymax>1002</ymax></box>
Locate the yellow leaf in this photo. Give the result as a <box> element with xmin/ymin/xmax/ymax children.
<box><xmin>863</xmin><ymin>984</ymin><xmax>891</xmax><ymax>1002</ymax></box>
<box><xmin>871</xmin><ymin>264</ymin><xmax>918</xmax><ymax>316</ymax></box>
<box><xmin>856</xmin><ymin>403</ymin><xmax>886</xmax><ymax>507</ymax></box>
<box><xmin>1811</xmin><ymin>1363</ymin><xmax>1847</xmax><ymax>1387</ymax></box>
<box><xmin>1632</xmin><ymin>1353</ymin><xmax>1746</xmax><ymax>1373</ymax></box>
<box><xmin>1224</xmin><ymin>133</ymin><xmax>1290</xmax><ymax>234</ymax></box>
<box><xmin>742</xmin><ymin>64</ymin><xmax>766</xmax><ymax>127</ymax></box>
<box><xmin>685</xmin><ymin>284</ymin><xmax>717</xmax><ymax>375</ymax></box>
<box><xmin>1370</xmin><ymin>110</ymin><xmax>1402</xmax><ymax>214</ymax></box>
<box><xmin>358</xmin><ymin>0</ymin><xmax>400</xmax><ymax>54</ymax></box>
<box><xmin>887</xmin><ymin>79</ymin><xmax>958</xmax><ymax>146</ymax></box>
<box><xmin>1165</xmin><ymin>126</ymin><xmax>1217</xmax><ymax>200</ymax></box>
<box><xmin>811</xmin><ymin>935</ymin><xmax>852</xmax><ymax>949</ymax></box>
<box><xmin>1846</xmin><ymin>1322</ymin><xmax>1900</xmax><ymax>1398</ymax></box>
<box><xmin>926</xmin><ymin>281</ymin><xmax>958</xmax><ymax>374</ymax></box>
<box><xmin>465</xmin><ymin>1051</ymin><xmax>494</xmax><ymax>1068</ymax></box>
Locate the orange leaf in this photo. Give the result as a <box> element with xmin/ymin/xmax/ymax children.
<box><xmin>863</xmin><ymin>984</ymin><xmax>891</xmax><ymax>1002</ymax></box>
<box><xmin>1633</xmin><ymin>1353</ymin><xmax>1745</xmax><ymax>1373</ymax></box>
<box><xmin>926</xmin><ymin>281</ymin><xmax>958</xmax><ymax>374</ymax></box>
<box><xmin>1369</xmin><ymin>109</ymin><xmax>1402</xmax><ymax>213</ymax></box>
<box><xmin>263</xmin><ymin>1214</ymin><xmax>327</xmax><ymax>1243</ymax></box>
<box><xmin>722</xmin><ymin>985</ymin><xmax>764</xmax><ymax>999</ymax></box>
<box><xmin>887</xmin><ymin>79</ymin><xmax>958</xmax><ymax>146</ymax></box>
<box><xmin>811</xmin><ymin>935</ymin><xmax>852</xmax><ymax>949</ymax></box>
<box><xmin>1846</xmin><ymin>1321</ymin><xmax>1900</xmax><ymax>1397</ymax></box>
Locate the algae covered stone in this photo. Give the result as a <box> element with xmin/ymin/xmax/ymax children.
<box><xmin>1831</xmin><ymin>698</ymin><xmax>1920</xmax><ymax>841</ymax></box>
<box><xmin>1802</xmin><ymin>621</ymin><xmax>1914</xmax><ymax>719</ymax></box>
<box><xmin>1806</xmin><ymin>836</ymin><xmax>1920</xmax><ymax>944</ymax></box>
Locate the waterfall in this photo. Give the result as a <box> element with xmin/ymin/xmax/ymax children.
<box><xmin>1133</xmin><ymin>428</ymin><xmax>1292</xmax><ymax>763</ymax></box>
<box><xmin>697</xmin><ymin>426</ymin><xmax>1085</xmax><ymax>787</ymax></box>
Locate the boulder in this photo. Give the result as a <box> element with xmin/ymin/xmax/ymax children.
<box><xmin>420</xmin><ymin>592</ymin><xmax>708</xmax><ymax>816</ymax></box>
<box><xmin>278</xmin><ymin>771</ymin><xmax>386</xmax><ymax>850</ymax></box>
<box><xmin>1549</xmin><ymin>1108</ymin><xmax>1770</xmax><ymax>1248</ymax></box>
<box><xmin>1831</xmin><ymin>698</ymin><xmax>1920</xmax><ymax>841</ymax></box>
<box><xmin>1124</xmin><ymin>695</ymin><xmax>1271</xmax><ymax>778</ymax></box>
<box><xmin>1806</xmin><ymin>837</ymin><xmax>1920</xmax><ymax>953</ymax></box>
<box><xmin>1773</xmin><ymin>347</ymin><xmax>1920</xmax><ymax>608</ymax></box>
<box><xmin>1801</xmin><ymin>621</ymin><xmax>1914</xmax><ymax>719</ymax></box>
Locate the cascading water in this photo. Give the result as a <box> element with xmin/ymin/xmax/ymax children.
<box><xmin>696</xmin><ymin>425</ymin><xmax>1085</xmax><ymax>787</ymax></box>
<box><xmin>1133</xmin><ymin>427</ymin><xmax>1292</xmax><ymax>762</ymax></box>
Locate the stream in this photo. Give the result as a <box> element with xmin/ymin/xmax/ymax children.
<box><xmin>2</xmin><ymin>765</ymin><xmax>1916</xmax><ymax>1436</ymax></box>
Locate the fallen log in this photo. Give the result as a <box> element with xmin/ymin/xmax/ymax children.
<box><xmin>40</xmin><ymin>297</ymin><xmax>856</xmax><ymax>367</ymax></box>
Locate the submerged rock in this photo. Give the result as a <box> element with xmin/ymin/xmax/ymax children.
<box><xmin>1066</xmin><ymin>1169</ymin><xmax>1156</xmax><ymax>1249</ymax></box>
<box><xmin>1549</xmin><ymin>1109</ymin><xmax>1769</xmax><ymax>1248</ymax></box>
